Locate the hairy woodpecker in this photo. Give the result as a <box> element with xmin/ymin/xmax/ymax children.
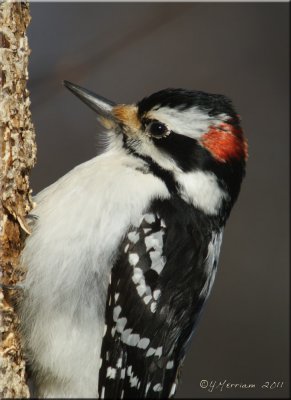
<box><xmin>19</xmin><ymin>81</ymin><xmax>247</xmax><ymax>398</ymax></box>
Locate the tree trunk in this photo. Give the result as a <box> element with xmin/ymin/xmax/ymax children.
<box><xmin>0</xmin><ymin>1</ymin><xmax>36</xmax><ymax>397</ymax></box>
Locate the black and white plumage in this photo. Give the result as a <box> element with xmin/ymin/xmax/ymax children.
<box><xmin>18</xmin><ymin>82</ymin><xmax>247</xmax><ymax>398</ymax></box>
<box><xmin>99</xmin><ymin>201</ymin><xmax>223</xmax><ymax>399</ymax></box>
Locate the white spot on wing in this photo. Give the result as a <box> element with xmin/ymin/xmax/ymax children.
<box><xmin>143</xmin><ymin>294</ymin><xmax>152</xmax><ymax>304</ymax></box>
<box><xmin>146</xmin><ymin>382</ymin><xmax>151</xmax><ymax>394</ymax></box>
<box><xmin>144</xmin><ymin>213</ymin><xmax>155</xmax><ymax>224</ymax></box>
<box><xmin>145</xmin><ymin>231</ymin><xmax>164</xmax><ymax>251</ymax></box>
<box><xmin>129</xmin><ymin>253</ymin><xmax>139</xmax><ymax>267</ymax></box>
<box><xmin>127</xmin><ymin>333</ymin><xmax>140</xmax><ymax>346</ymax></box>
<box><xmin>146</xmin><ymin>347</ymin><xmax>156</xmax><ymax>357</ymax></box>
<box><xmin>155</xmin><ymin>346</ymin><xmax>162</xmax><ymax>358</ymax></box>
<box><xmin>170</xmin><ymin>383</ymin><xmax>177</xmax><ymax>397</ymax></box>
<box><xmin>116</xmin><ymin>317</ymin><xmax>127</xmax><ymax>333</ymax></box>
<box><xmin>137</xmin><ymin>337</ymin><xmax>150</xmax><ymax>349</ymax></box>
<box><xmin>153</xmin><ymin>289</ymin><xmax>161</xmax><ymax>300</ymax></box>
<box><xmin>131</xmin><ymin>267</ymin><xmax>152</xmax><ymax>299</ymax></box>
<box><xmin>150</xmin><ymin>251</ymin><xmax>166</xmax><ymax>274</ymax></box>
<box><xmin>121</xmin><ymin>328</ymin><xmax>133</xmax><ymax>343</ymax></box>
<box><xmin>113</xmin><ymin>306</ymin><xmax>122</xmax><ymax>322</ymax></box>
<box><xmin>106</xmin><ymin>367</ymin><xmax>116</xmax><ymax>379</ymax></box>
<box><xmin>130</xmin><ymin>376</ymin><xmax>139</xmax><ymax>388</ymax></box>
<box><xmin>132</xmin><ymin>267</ymin><xmax>143</xmax><ymax>284</ymax></box>
<box><xmin>153</xmin><ymin>383</ymin><xmax>162</xmax><ymax>392</ymax></box>
<box><xmin>150</xmin><ymin>302</ymin><xmax>157</xmax><ymax>313</ymax></box>
<box><xmin>166</xmin><ymin>360</ymin><xmax>174</xmax><ymax>369</ymax></box>
<box><xmin>127</xmin><ymin>365</ymin><xmax>132</xmax><ymax>376</ymax></box>
<box><xmin>137</xmin><ymin>284</ymin><xmax>146</xmax><ymax>297</ymax></box>
<box><xmin>128</xmin><ymin>231</ymin><xmax>140</xmax><ymax>244</ymax></box>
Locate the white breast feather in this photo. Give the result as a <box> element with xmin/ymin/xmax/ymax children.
<box><xmin>20</xmin><ymin>147</ymin><xmax>169</xmax><ymax>397</ymax></box>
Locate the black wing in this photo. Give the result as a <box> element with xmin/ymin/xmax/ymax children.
<box><xmin>98</xmin><ymin>197</ymin><xmax>222</xmax><ymax>399</ymax></box>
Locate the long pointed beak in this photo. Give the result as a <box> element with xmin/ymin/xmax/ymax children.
<box><xmin>63</xmin><ymin>80</ymin><xmax>116</xmax><ymax>121</ymax></box>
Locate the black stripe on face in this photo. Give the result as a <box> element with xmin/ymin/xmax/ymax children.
<box><xmin>138</xmin><ymin>154</ymin><xmax>178</xmax><ymax>194</ymax></box>
<box><xmin>122</xmin><ymin>134</ymin><xmax>178</xmax><ymax>195</ymax></box>
<box><xmin>152</xmin><ymin>132</ymin><xmax>205</xmax><ymax>173</ymax></box>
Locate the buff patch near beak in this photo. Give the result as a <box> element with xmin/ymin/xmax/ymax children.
<box><xmin>113</xmin><ymin>105</ymin><xmax>141</xmax><ymax>133</ymax></box>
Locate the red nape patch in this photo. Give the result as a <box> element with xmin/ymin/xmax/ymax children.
<box><xmin>201</xmin><ymin>122</ymin><xmax>248</xmax><ymax>162</ymax></box>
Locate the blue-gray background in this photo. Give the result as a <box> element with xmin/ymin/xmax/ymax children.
<box><xmin>27</xmin><ymin>3</ymin><xmax>289</xmax><ymax>398</ymax></box>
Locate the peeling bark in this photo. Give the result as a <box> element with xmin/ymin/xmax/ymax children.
<box><xmin>0</xmin><ymin>1</ymin><xmax>36</xmax><ymax>397</ymax></box>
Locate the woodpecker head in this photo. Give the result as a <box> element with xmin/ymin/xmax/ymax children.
<box><xmin>64</xmin><ymin>81</ymin><xmax>247</xmax><ymax>211</ymax></box>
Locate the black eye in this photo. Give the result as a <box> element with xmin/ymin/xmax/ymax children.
<box><xmin>145</xmin><ymin>119</ymin><xmax>170</xmax><ymax>139</ymax></box>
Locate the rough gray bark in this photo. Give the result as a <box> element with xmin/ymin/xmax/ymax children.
<box><xmin>0</xmin><ymin>1</ymin><xmax>36</xmax><ymax>397</ymax></box>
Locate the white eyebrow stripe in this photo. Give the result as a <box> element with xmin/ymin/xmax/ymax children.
<box><xmin>147</xmin><ymin>106</ymin><xmax>228</xmax><ymax>140</ymax></box>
